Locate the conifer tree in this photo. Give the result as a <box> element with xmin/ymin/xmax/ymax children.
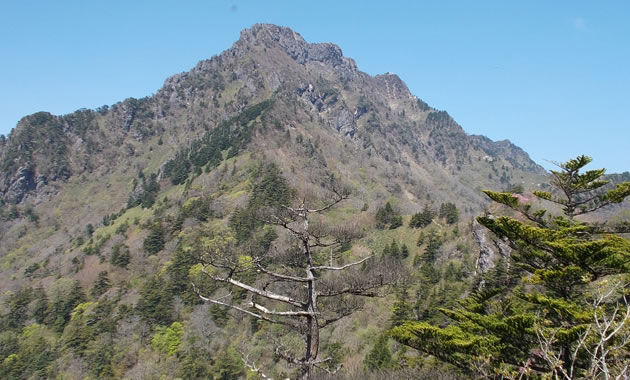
<box><xmin>409</xmin><ymin>204</ymin><xmax>435</xmax><ymax>228</ymax></box>
<box><xmin>439</xmin><ymin>202</ymin><xmax>459</xmax><ymax>225</ymax></box>
<box><xmin>391</xmin><ymin>155</ymin><xmax>630</xmax><ymax>378</ymax></box>
<box><xmin>143</xmin><ymin>221</ymin><xmax>165</xmax><ymax>254</ymax></box>
<box><xmin>364</xmin><ymin>335</ymin><xmax>395</xmax><ymax>372</ymax></box>
<box><xmin>390</xmin><ymin>287</ymin><xmax>414</xmax><ymax>328</ymax></box>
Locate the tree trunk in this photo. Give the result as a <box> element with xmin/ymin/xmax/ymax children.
<box><xmin>301</xmin><ymin>209</ymin><xmax>319</xmax><ymax>380</ymax></box>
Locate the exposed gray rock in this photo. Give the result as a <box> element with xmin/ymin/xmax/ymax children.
<box><xmin>330</xmin><ymin>108</ymin><xmax>356</xmax><ymax>138</ymax></box>
<box><xmin>237</xmin><ymin>24</ymin><xmax>358</xmax><ymax>76</ymax></box>
<box><xmin>374</xmin><ymin>73</ymin><xmax>412</xmax><ymax>99</ymax></box>
<box><xmin>4</xmin><ymin>165</ymin><xmax>36</xmax><ymax>204</ymax></box>
<box><xmin>35</xmin><ymin>175</ymin><xmax>47</xmax><ymax>190</ymax></box>
<box><xmin>472</xmin><ymin>219</ymin><xmax>511</xmax><ymax>275</ymax></box>
<box><xmin>111</xmin><ymin>99</ymin><xmax>138</xmax><ymax>131</ymax></box>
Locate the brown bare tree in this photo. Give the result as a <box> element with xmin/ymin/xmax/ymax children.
<box><xmin>193</xmin><ymin>188</ymin><xmax>401</xmax><ymax>379</ymax></box>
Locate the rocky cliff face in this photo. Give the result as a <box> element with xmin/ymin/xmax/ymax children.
<box><xmin>472</xmin><ymin>219</ymin><xmax>512</xmax><ymax>274</ymax></box>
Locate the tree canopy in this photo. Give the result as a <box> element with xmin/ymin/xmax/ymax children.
<box><xmin>391</xmin><ymin>155</ymin><xmax>630</xmax><ymax>378</ymax></box>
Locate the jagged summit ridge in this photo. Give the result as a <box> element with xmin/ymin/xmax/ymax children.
<box><xmin>236</xmin><ymin>24</ymin><xmax>355</xmax><ymax>69</ymax></box>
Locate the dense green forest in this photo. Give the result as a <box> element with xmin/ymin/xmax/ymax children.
<box><xmin>1</xmin><ymin>155</ymin><xmax>628</xmax><ymax>379</ymax></box>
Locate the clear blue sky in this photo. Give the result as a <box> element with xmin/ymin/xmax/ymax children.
<box><xmin>1</xmin><ymin>1</ymin><xmax>628</xmax><ymax>172</ymax></box>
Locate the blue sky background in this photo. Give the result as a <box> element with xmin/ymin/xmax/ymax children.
<box><xmin>1</xmin><ymin>1</ymin><xmax>628</xmax><ymax>172</ymax></box>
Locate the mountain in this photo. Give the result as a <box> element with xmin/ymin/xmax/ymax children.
<box><xmin>0</xmin><ymin>24</ymin><xmax>545</xmax><ymax>207</ymax></box>
<box><xmin>0</xmin><ymin>24</ymin><xmax>554</xmax><ymax>378</ymax></box>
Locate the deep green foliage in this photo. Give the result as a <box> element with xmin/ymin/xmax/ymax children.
<box><xmin>164</xmin><ymin>150</ymin><xmax>191</xmax><ymax>185</ymax></box>
<box><xmin>90</xmin><ymin>271</ymin><xmax>111</xmax><ymax>298</ymax></box>
<box><xmin>179</xmin><ymin>195</ymin><xmax>214</xmax><ymax>221</ymax></box>
<box><xmin>83</xmin><ymin>336</ymin><xmax>114</xmax><ymax>378</ymax></box>
<box><xmin>324</xmin><ymin>341</ymin><xmax>346</xmax><ymax>372</ymax></box>
<box><xmin>136</xmin><ymin>276</ymin><xmax>173</xmax><ymax>326</ymax></box>
<box><xmin>409</xmin><ymin>204</ymin><xmax>435</xmax><ymax>228</ymax></box>
<box><xmin>392</xmin><ymin>156</ymin><xmax>630</xmax><ymax>378</ymax></box>
<box><xmin>63</xmin><ymin>301</ymin><xmax>116</xmax><ymax>354</ymax></box>
<box><xmin>31</xmin><ymin>287</ymin><xmax>48</xmax><ymax>324</ymax></box>
<box><xmin>229</xmin><ymin>163</ymin><xmax>294</xmax><ymax>241</ymax></box>
<box><xmin>383</xmin><ymin>239</ymin><xmax>400</xmax><ymax>258</ymax></box>
<box><xmin>383</xmin><ymin>239</ymin><xmax>409</xmax><ymax>260</ymax></box>
<box><xmin>45</xmin><ymin>281</ymin><xmax>85</xmax><ymax>333</ymax></box>
<box><xmin>438</xmin><ymin>202</ymin><xmax>459</xmax><ymax>225</ymax></box>
<box><xmin>0</xmin><ymin>324</ymin><xmax>58</xmax><ymax>378</ymax></box>
<box><xmin>544</xmin><ymin>155</ymin><xmax>630</xmax><ymax>218</ymax></box>
<box><xmin>63</xmin><ymin>108</ymin><xmax>98</xmax><ymax>138</ymax></box>
<box><xmin>210</xmin><ymin>345</ymin><xmax>245</xmax><ymax>380</ymax></box>
<box><xmin>390</xmin><ymin>288</ymin><xmax>414</xmax><ymax>328</ymax></box>
<box><xmin>248</xmin><ymin>163</ymin><xmax>295</xmax><ymax>209</ymax></box>
<box><xmin>419</xmin><ymin>230</ymin><xmax>442</xmax><ymax>263</ymax></box>
<box><xmin>163</xmin><ymin>99</ymin><xmax>273</xmax><ymax>185</ymax></box>
<box><xmin>209</xmin><ymin>304</ymin><xmax>229</xmax><ymax>327</ymax></box>
<box><xmin>110</xmin><ymin>243</ymin><xmax>131</xmax><ymax>268</ymax></box>
<box><xmin>389</xmin><ymin>215</ymin><xmax>403</xmax><ymax>229</ymax></box>
<box><xmin>375</xmin><ymin>201</ymin><xmax>402</xmax><ymax>229</ymax></box>
<box><xmin>3</xmin><ymin>287</ymin><xmax>33</xmax><ymax>329</ymax></box>
<box><xmin>0</xmin><ymin>112</ymin><xmax>72</xmax><ymax>189</ymax></box>
<box><xmin>179</xmin><ymin>348</ymin><xmax>212</xmax><ymax>379</ymax></box>
<box><xmin>167</xmin><ymin>248</ymin><xmax>200</xmax><ymax>305</ymax></box>
<box><xmin>143</xmin><ymin>221</ymin><xmax>165</xmax><ymax>254</ymax></box>
<box><xmin>400</xmin><ymin>243</ymin><xmax>409</xmax><ymax>259</ymax></box>
<box><xmin>127</xmin><ymin>172</ymin><xmax>161</xmax><ymax>208</ymax></box>
<box><xmin>228</xmin><ymin>207</ymin><xmax>257</xmax><ymax>243</ymax></box>
<box><xmin>364</xmin><ymin>335</ymin><xmax>395</xmax><ymax>371</ymax></box>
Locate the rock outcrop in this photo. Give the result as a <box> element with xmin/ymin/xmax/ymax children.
<box><xmin>472</xmin><ymin>219</ymin><xmax>512</xmax><ymax>275</ymax></box>
<box><xmin>4</xmin><ymin>165</ymin><xmax>36</xmax><ymax>204</ymax></box>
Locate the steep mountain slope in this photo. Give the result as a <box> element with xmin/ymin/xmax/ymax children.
<box><xmin>0</xmin><ymin>24</ymin><xmax>552</xmax><ymax>378</ymax></box>
<box><xmin>0</xmin><ymin>24</ymin><xmax>544</xmax><ymax>207</ymax></box>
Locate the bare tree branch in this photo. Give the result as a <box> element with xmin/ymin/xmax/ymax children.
<box><xmin>202</xmin><ymin>267</ymin><xmax>304</xmax><ymax>308</ymax></box>
<box><xmin>192</xmin><ymin>283</ymin><xmax>286</xmax><ymax>326</ymax></box>
<box><xmin>249</xmin><ymin>301</ymin><xmax>315</xmax><ymax>317</ymax></box>
<box><xmin>274</xmin><ymin>345</ymin><xmax>302</xmax><ymax>366</ymax></box>
<box><xmin>312</xmin><ymin>255</ymin><xmax>372</xmax><ymax>271</ymax></box>
<box><xmin>255</xmin><ymin>263</ymin><xmax>310</xmax><ymax>283</ymax></box>
<box><xmin>238</xmin><ymin>350</ymin><xmax>272</xmax><ymax>379</ymax></box>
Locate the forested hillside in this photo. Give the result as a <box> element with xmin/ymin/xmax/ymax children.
<box><xmin>0</xmin><ymin>24</ymin><xmax>628</xmax><ymax>379</ymax></box>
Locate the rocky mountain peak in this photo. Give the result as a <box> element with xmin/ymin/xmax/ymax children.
<box><xmin>235</xmin><ymin>24</ymin><xmax>357</xmax><ymax>70</ymax></box>
<box><xmin>0</xmin><ymin>23</ymin><xmax>549</xmax><ymax>207</ymax></box>
<box><xmin>374</xmin><ymin>72</ymin><xmax>413</xmax><ymax>99</ymax></box>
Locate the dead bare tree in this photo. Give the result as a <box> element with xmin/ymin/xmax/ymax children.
<box><xmin>193</xmin><ymin>188</ymin><xmax>401</xmax><ymax>379</ymax></box>
<box><xmin>535</xmin><ymin>281</ymin><xmax>630</xmax><ymax>380</ymax></box>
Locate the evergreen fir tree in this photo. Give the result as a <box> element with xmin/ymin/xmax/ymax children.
<box><xmin>391</xmin><ymin>156</ymin><xmax>630</xmax><ymax>378</ymax></box>
<box><xmin>439</xmin><ymin>202</ymin><xmax>460</xmax><ymax>224</ymax></box>
<box><xmin>422</xmin><ymin>230</ymin><xmax>442</xmax><ymax>263</ymax></box>
<box><xmin>376</xmin><ymin>201</ymin><xmax>399</xmax><ymax>229</ymax></box>
<box><xmin>364</xmin><ymin>335</ymin><xmax>395</xmax><ymax>372</ymax></box>
<box><xmin>143</xmin><ymin>221</ymin><xmax>165</xmax><ymax>254</ymax></box>
<box><xmin>90</xmin><ymin>271</ymin><xmax>111</xmax><ymax>297</ymax></box>
<box><xmin>400</xmin><ymin>243</ymin><xmax>409</xmax><ymax>259</ymax></box>
<box><xmin>390</xmin><ymin>287</ymin><xmax>414</xmax><ymax>328</ymax></box>
<box><xmin>409</xmin><ymin>204</ymin><xmax>435</xmax><ymax>228</ymax></box>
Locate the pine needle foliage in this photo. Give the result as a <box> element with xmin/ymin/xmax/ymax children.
<box><xmin>391</xmin><ymin>156</ymin><xmax>630</xmax><ymax>378</ymax></box>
